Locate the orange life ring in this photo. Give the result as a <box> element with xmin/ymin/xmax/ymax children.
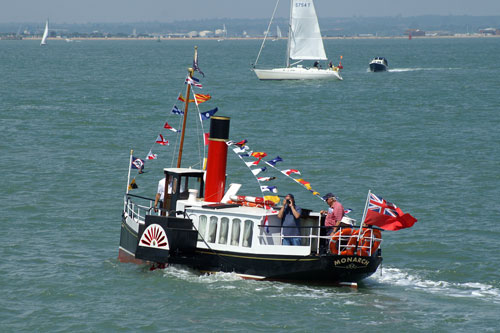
<box><xmin>356</xmin><ymin>228</ymin><xmax>382</xmax><ymax>256</ymax></box>
<box><xmin>330</xmin><ymin>228</ymin><xmax>359</xmax><ymax>255</ymax></box>
<box><xmin>227</xmin><ymin>200</ymin><xmax>272</xmax><ymax>210</ymax></box>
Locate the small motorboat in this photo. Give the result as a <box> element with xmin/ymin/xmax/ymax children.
<box><xmin>369</xmin><ymin>57</ymin><xmax>388</xmax><ymax>72</ymax></box>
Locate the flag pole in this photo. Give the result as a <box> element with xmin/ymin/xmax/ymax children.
<box><xmin>361</xmin><ymin>189</ymin><xmax>371</xmax><ymax>225</ymax></box>
<box><xmin>126</xmin><ymin>149</ymin><xmax>133</xmax><ymax>194</ymax></box>
<box><xmin>177</xmin><ymin>50</ymin><xmax>195</xmax><ymax>168</ymax></box>
<box><xmin>357</xmin><ymin>189</ymin><xmax>371</xmax><ymax>242</ymax></box>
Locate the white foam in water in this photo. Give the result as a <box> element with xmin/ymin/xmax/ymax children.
<box><xmin>388</xmin><ymin>67</ymin><xmax>458</xmax><ymax>72</ymax></box>
<box><xmin>161</xmin><ymin>265</ymin><xmax>244</xmax><ymax>284</ymax></box>
<box><xmin>371</xmin><ymin>267</ymin><xmax>500</xmax><ymax>303</ymax></box>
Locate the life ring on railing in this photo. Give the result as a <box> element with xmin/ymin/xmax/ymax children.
<box><xmin>329</xmin><ymin>228</ymin><xmax>359</xmax><ymax>255</ymax></box>
<box><xmin>356</xmin><ymin>228</ymin><xmax>382</xmax><ymax>257</ymax></box>
<box><xmin>227</xmin><ymin>200</ymin><xmax>272</xmax><ymax>210</ymax></box>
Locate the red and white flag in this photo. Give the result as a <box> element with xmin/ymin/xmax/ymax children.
<box><xmin>147</xmin><ymin>150</ymin><xmax>158</xmax><ymax>160</ymax></box>
<box><xmin>163</xmin><ymin>122</ymin><xmax>180</xmax><ymax>133</ymax></box>
<box><xmin>282</xmin><ymin>169</ymin><xmax>301</xmax><ymax>176</ymax></box>
<box><xmin>364</xmin><ymin>192</ymin><xmax>417</xmax><ymax>231</ymax></box>
<box><xmin>155</xmin><ymin>134</ymin><xmax>169</xmax><ymax>146</ymax></box>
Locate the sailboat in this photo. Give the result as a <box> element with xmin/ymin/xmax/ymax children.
<box><xmin>272</xmin><ymin>25</ymin><xmax>282</xmax><ymax>41</ymax></box>
<box><xmin>40</xmin><ymin>19</ymin><xmax>49</xmax><ymax>46</ymax></box>
<box><xmin>113</xmin><ymin>47</ymin><xmax>415</xmax><ymax>286</ymax></box>
<box><xmin>253</xmin><ymin>0</ymin><xmax>342</xmax><ymax>80</ymax></box>
<box><xmin>217</xmin><ymin>24</ymin><xmax>227</xmax><ymax>42</ymax></box>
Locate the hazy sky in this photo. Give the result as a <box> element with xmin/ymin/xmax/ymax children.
<box><xmin>2</xmin><ymin>0</ymin><xmax>500</xmax><ymax>23</ymax></box>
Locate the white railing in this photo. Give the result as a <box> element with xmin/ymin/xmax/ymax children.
<box><xmin>124</xmin><ymin>195</ymin><xmax>156</xmax><ymax>223</ymax></box>
<box><xmin>257</xmin><ymin>225</ymin><xmax>382</xmax><ymax>256</ymax></box>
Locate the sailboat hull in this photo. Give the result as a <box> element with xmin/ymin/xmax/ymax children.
<box><xmin>254</xmin><ymin>67</ymin><xmax>342</xmax><ymax>80</ymax></box>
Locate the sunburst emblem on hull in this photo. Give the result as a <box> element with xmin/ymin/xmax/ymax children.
<box><xmin>139</xmin><ymin>224</ymin><xmax>169</xmax><ymax>249</ymax></box>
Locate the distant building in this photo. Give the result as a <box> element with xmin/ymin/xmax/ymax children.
<box><xmin>405</xmin><ymin>29</ymin><xmax>425</xmax><ymax>36</ymax></box>
<box><xmin>479</xmin><ymin>28</ymin><xmax>499</xmax><ymax>35</ymax></box>
<box><xmin>198</xmin><ymin>30</ymin><xmax>213</xmax><ymax>37</ymax></box>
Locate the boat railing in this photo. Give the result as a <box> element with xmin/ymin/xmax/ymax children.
<box><xmin>124</xmin><ymin>194</ymin><xmax>157</xmax><ymax>222</ymax></box>
<box><xmin>257</xmin><ymin>225</ymin><xmax>382</xmax><ymax>256</ymax></box>
<box><xmin>124</xmin><ymin>194</ymin><xmax>185</xmax><ymax>222</ymax></box>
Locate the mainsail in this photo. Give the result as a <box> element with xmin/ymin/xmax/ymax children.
<box><xmin>288</xmin><ymin>0</ymin><xmax>327</xmax><ymax>60</ymax></box>
<box><xmin>41</xmin><ymin>20</ymin><xmax>49</xmax><ymax>45</ymax></box>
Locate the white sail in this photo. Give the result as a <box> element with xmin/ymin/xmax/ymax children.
<box><xmin>277</xmin><ymin>25</ymin><xmax>282</xmax><ymax>38</ymax></box>
<box><xmin>289</xmin><ymin>0</ymin><xmax>326</xmax><ymax>60</ymax></box>
<box><xmin>41</xmin><ymin>20</ymin><xmax>49</xmax><ymax>45</ymax></box>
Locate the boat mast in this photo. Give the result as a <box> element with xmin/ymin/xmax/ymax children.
<box><xmin>286</xmin><ymin>0</ymin><xmax>293</xmax><ymax>67</ymax></box>
<box><xmin>176</xmin><ymin>51</ymin><xmax>196</xmax><ymax>168</ymax></box>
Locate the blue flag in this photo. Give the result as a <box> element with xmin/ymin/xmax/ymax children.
<box><xmin>266</xmin><ymin>156</ymin><xmax>283</xmax><ymax>166</ymax></box>
<box><xmin>131</xmin><ymin>156</ymin><xmax>145</xmax><ymax>171</ymax></box>
<box><xmin>200</xmin><ymin>107</ymin><xmax>218</xmax><ymax>121</ymax></box>
<box><xmin>171</xmin><ymin>105</ymin><xmax>184</xmax><ymax>115</ymax></box>
<box><xmin>260</xmin><ymin>185</ymin><xmax>278</xmax><ymax>193</ymax></box>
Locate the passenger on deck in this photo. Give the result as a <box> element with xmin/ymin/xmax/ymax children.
<box><xmin>278</xmin><ymin>194</ymin><xmax>302</xmax><ymax>246</ymax></box>
<box><xmin>320</xmin><ymin>193</ymin><xmax>346</xmax><ymax>235</ymax></box>
<box><xmin>313</xmin><ymin>61</ymin><xmax>320</xmax><ymax>69</ymax></box>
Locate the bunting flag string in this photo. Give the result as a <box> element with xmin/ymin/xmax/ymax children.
<box><xmin>226</xmin><ymin>140</ymin><xmax>276</xmax><ymax>214</ymax></box>
<box><xmin>129</xmin><ymin>70</ymin><xmax>210</xmax><ymax>188</ymax></box>
<box><xmin>225</xmin><ymin>143</ymin><xmax>325</xmax><ymax>202</ymax></box>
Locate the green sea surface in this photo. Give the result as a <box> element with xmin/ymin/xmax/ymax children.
<box><xmin>1</xmin><ymin>38</ymin><xmax>499</xmax><ymax>331</ymax></box>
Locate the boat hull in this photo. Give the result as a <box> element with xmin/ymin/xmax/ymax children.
<box><xmin>173</xmin><ymin>249</ymin><xmax>381</xmax><ymax>282</ymax></box>
<box><xmin>254</xmin><ymin>67</ymin><xmax>342</xmax><ymax>80</ymax></box>
<box><xmin>369</xmin><ymin>63</ymin><xmax>387</xmax><ymax>72</ymax></box>
<box><xmin>118</xmin><ymin>213</ymin><xmax>381</xmax><ymax>283</ymax></box>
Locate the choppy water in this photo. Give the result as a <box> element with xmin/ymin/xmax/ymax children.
<box><xmin>1</xmin><ymin>37</ymin><xmax>499</xmax><ymax>332</ymax></box>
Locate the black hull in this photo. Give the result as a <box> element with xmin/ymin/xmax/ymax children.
<box><xmin>170</xmin><ymin>250</ymin><xmax>382</xmax><ymax>283</ymax></box>
<box><xmin>119</xmin><ymin>215</ymin><xmax>382</xmax><ymax>283</ymax></box>
<box><xmin>369</xmin><ymin>63</ymin><xmax>387</xmax><ymax>72</ymax></box>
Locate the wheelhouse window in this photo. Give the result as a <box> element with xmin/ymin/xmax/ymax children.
<box><xmin>231</xmin><ymin>218</ymin><xmax>241</xmax><ymax>246</ymax></box>
<box><xmin>218</xmin><ymin>217</ymin><xmax>229</xmax><ymax>245</ymax></box>
<box><xmin>198</xmin><ymin>215</ymin><xmax>207</xmax><ymax>241</ymax></box>
<box><xmin>243</xmin><ymin>220</ymin><xmax>253</xmax><ymax>248</ymax></box>
<box><xmin>208</xmin><ymin>216</ymin><xmax>218</xmax><ymax>243</ymax></box>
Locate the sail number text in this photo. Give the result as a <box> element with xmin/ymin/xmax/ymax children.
<box><xmin>295</xmin><ymin>2</ymin><xmax>311</xmax><ymax>8</ymax></box>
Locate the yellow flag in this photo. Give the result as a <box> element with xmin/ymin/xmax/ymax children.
<box><xmin>264</xmin><ymin>195</ymin><xmax>280</xmax><ymax>204</ymax></box>
<box><xmin>128</xmin><ymin>179</ymin><xmax>138</xmax><ymax>191</ymax></box>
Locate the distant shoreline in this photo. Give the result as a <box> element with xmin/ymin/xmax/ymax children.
<box><xmin>8</xmin><ymin>35</ymin><xmax>500</xmax><ymax>41</ymax></box>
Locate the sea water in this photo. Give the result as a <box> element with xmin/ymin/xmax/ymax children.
<box><xmin>1</xmin><ymin>38</ymin><xmax>499</xmax><ymax>331</ymax></box>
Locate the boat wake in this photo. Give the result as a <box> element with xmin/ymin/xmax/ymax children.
<box><xmin>369</xmin><ymin>267</ymin><xmax>500</xmax><ymax>303</ymax></box>
<box><xmin>161</xmin><ymin>265</ymin><xmax>244</xmax><ymax>284</ymax></box>
<box><xmin>387</xmin><ymin>67</ymin><xmax>458</xmax><ymax>72</ymax></box>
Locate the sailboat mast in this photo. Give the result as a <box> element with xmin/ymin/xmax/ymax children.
<box><xmin>286</xmin><ymin>0</ymin><xmax>293</xmax><ymax>67</ymax></box>
<box><xmin>176</xmin><ymin>65</ymin><xmax>194</xmax><ymax>168</ymax></box>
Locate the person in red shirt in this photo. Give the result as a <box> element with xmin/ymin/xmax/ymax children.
<box><xmin>320</xmin><ymin>193</ymin><xmax>345</xmax><ymax>235</ymax></box>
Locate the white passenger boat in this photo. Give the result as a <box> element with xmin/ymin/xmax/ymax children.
<box><xmin>119</xmin><ymin>48</ymin><xmax>386</xmax><ymax>285</ymax></box>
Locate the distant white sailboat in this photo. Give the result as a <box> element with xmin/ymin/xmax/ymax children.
<box><xmin>40</xmin><ymin>19</ymin><xmax>49</xmax><ymax>46</ymax></box>
<box><xmin>272</xmin><ymin>25</ymin><xmax>282</xmax><ymax>41</ymax></box>
<box><xmin>217</xmin><ymin>24</ymin><xmax>227</xmax><ymax>42</ymax></box>
<box><xmin>253</xmin><ymin>0</ymin><xmax>342</xmax><ymax>80</ymax></box>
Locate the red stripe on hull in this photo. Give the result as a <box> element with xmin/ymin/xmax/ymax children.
<box><xmin>118</xmin><ymin>247</ymin><xmax>146</xmax><ymax>265</ymax></box>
